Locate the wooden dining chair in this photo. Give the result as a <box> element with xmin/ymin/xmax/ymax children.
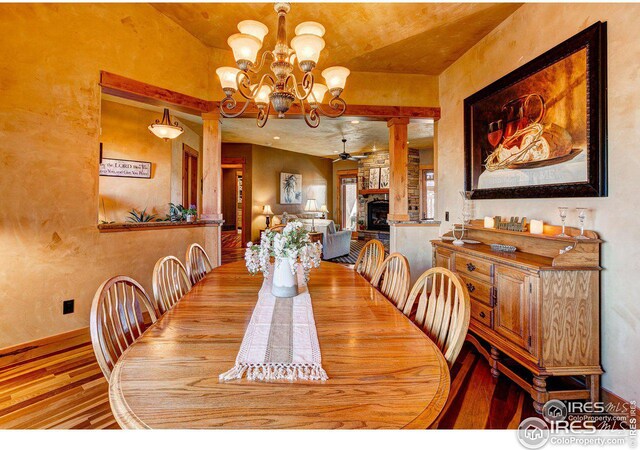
<box><xmin>185</xmin><ymin>243</ymin><xmax>213</xmax><ymax>284</ymax></box>
<box><xmin>402</xmin><ymin>267</ymin><xmax>471</xmax><ymax>367</ymax></box>
<box><xmin>354</xmin><ymin>239</ymin><xmax>385</xmax><ymax>282</ymax></box>
<box><xmin>152</xmin><ymin>256</ymin><xmax>192</xmax><ymax>316</ymax></box>
<box><xmin>371</xmin><ymin>252</ymin><xmax>411</xmax><ymax>311</ymax></box>
<box><xmin>90</xmin><ymin>276</ymin><xmax>158</xmax><ymax>380</ymax></box>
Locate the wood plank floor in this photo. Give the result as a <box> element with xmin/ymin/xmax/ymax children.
<box><xmin>0</xmin><ymin>333</ymin><xmax>542</xmax><ymax>429</ymax></box>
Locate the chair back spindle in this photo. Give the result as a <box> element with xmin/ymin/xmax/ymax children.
<box><xmin>371</xmin><ymin>253</ymin><xmax>411</xmax><ymax>310</ymax></box>
<box><xmin>354</xmin><ymin>239</ymin><xmax>385</xmax><ymax>282</ymax></box>
<box><xmin>402</xmin><ymin>267</ymin><xmax>471</xmax><ymax>366</ymax></box>
<box><xmin>152</xmin><ymin>256</ymin><xmax>192</xmax><ymax>316</ymax></box>
<box><xmin>185</xmin><ymin>243</ymin><xmax>213</xmax><ymax>284</ymax></box>
<box><xmin>90</xmin><ymin>276</ymin><xmax>158</xmax><ymax>380</ymax></box>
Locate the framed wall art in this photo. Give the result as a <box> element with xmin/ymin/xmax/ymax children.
<box><xmin>464</xmin><ymin>22</ymin><xmax>607</xmax><ymax>199</ymax></box>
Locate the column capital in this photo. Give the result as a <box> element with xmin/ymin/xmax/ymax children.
<box><xmin>202</xmin><ymin>110</ymin><xmax>221</xmax><ymax>121</ymax></box>
<box><xmin>387</xmin><ymin>117</ymin><xmax>410</xmax><ymax>127</ymax></box>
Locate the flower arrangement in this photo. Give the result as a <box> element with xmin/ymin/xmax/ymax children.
<box><xmin>245</xmin><ymin>221</ymin><xmax>322</xmax><ymax>283</ymax></box>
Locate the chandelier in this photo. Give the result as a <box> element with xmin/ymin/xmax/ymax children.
<box><xmin>148</xmin><ymin>108</ymin><xmax>184</xmax><ymax>141</ymax></box>
<box><xmin>215</xmin><ymin>2</ymin><xmax>350</xmax><ymax>128</ymax></box>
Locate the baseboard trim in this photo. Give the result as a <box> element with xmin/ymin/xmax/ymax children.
<box><xmin>0</xmin><ymin>327</ymin><xmax>91</xmax><ymax>370</ymax></box>
<box><xmin>601</xmin><ymin>387</ymin><xmax>633</xmax><ymax>425</ymax></box>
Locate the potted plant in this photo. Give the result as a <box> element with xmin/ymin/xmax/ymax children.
<box><xmin>185</xmin><ymin>206</ymin><xmax>197</xmax><ymax>223</ymax></box>
<box><xmin>358</xmin><ymin>219</ymin><xmax>366</xmax><ymax>230</ymax></box>
<box><xmin>245</xmin><ymin>221</ymin><xmax>322</xmax><ymax>297</ymax></box>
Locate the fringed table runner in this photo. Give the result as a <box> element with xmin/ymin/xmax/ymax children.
<box><xmin>219</xmin><ymin>267</ymin><xmax>328</xmax><ymax>382</ymax></box>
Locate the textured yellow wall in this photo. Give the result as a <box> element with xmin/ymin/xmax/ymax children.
<box><xmin>0</xmin><ymin>4</ymin><xmax>218</xmax><ymax>347</ymax></box>
<box><xmin>437</xmin><ymin>3</ymin><xmax>640</xmax><ymax>401</ymax></box>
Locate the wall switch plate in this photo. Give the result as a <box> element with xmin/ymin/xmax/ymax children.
<box><xmin>445</xmin><ymin>211</ymin><xmax>450</xmax><ymax>221</ymax></box>
<box><xmin>63</xmin><ymin>299</ymin><xmax>74</xmax><ymax>315</ymax></box>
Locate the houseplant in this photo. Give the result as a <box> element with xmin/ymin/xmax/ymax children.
<box><xmin>185</xmin><ymin>206</ymin><xmax>197</xmax><ymax>223</ymax></box>
<box><xmin>245</xmin><ymin>221</ymin><xmax>322</xmax><ymax>297</ymax></box>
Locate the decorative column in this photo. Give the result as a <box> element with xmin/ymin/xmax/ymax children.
<box><xmin>201</xmin><ymin>111</ymin><xmax>223</xmax><ymax>267</ymax></box>
<box><xmin>387</xmin><ymin>117</ymin><xmax>410</xmax><ymax>222</ymax></box>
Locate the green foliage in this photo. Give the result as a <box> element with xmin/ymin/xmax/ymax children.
<box><xmin>126</xmin><ymin>208</ymin><xmax>157</xmax><ymax>223</ymax></box>
<box><xmin>164</xmin><ymin>203</ymin><xmax>186</xmax><ymax>222</ymax></box>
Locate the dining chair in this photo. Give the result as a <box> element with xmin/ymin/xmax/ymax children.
<box><xmin>90</xmin><ymin>276</ymin><xmax>158</xmax><ymax>380</ymax></box>
<box><xmin>354</xmin><ymin>239</ymin><xmax>385</xmax><ymax>282</ymax></box>
<box><xmin>152</xmin><ymin>256</ymin><xmax>192</xmax><ymax>316</ymax></box>
<box><xmin>185</xmin><ymin>243</ymin><xmax>213</xmax><ymax>284</ymax></box>
<box><xmin>371</xmin><ymin>252</ymin><xmax>411</xmax><ymax>311</ymax></box>
<box><xmin>402</xmin><ymin>267</ymin><xmax>471</xmax><ymax>367</ymax></box>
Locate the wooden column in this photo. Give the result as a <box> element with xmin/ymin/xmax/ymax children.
<box><xmin>201</xmin><ymin>111</ymin><xmax>222</xmax><ymax>267</ymax></box>
<box><xmin>387</xmin><ymin>117</ymin><xmax>410</xmax><ymax>222</ymax></box>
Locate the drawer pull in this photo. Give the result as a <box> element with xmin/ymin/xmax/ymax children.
<box><xmin>466</xmin><ymin>282</ymin><xmax>475</xmax><ymax>293</ymax></box>
<box><xmin>479</xmin><ymin>312</ymin><xmax>486</xmax><ymax>319</ymax></box>
<box><xmin>466</xmin><ymin>262</ymin><xmax>476</xmax><ymax>272</ymax></box>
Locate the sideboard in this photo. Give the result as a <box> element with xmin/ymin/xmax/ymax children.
<box><xmin>432</xmin><ymin>219</ymin><xmax>602</xmax><ymax>413</ymax></box>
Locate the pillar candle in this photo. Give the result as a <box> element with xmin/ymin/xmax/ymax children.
<box><xmin>530</xmin><ymin>219</ymin><xmax>544</xmax><ymax>235</ymax></box>
<box><xmin>484</xmin><ymin>216</ymin><xmax>495</xmax><ymax>228</ymax></box>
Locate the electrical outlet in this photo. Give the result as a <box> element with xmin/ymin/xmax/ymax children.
<box><xmin>445</xmin><ymin>211</ymin><xmax>450</xmax><ymax>221</ymax></box>
<box><xmin>63</xmin><ymin>299</ymin><xmax>74</xmax><ymax>315</ymax></box>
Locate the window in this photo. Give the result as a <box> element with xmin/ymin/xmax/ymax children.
<box><xmin>338</xmin><ymin>172</ymin><xmax>358</xmax><ymax>231</ymax></box>
<box><xmin>421</xmin><ymin>168</ymin><xmax>436</xmax><ymax>220</ymax></box>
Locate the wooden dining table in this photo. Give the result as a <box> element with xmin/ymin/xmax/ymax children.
<box><xmin>109</xmin><ymin>261</ymin><xmax>450</xmax><ymax>429</ymax></box>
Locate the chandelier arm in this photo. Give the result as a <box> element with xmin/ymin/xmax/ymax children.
<box><xmin>286</xmin><ymin>72</ymin><xmax>313</xmax><ymax>101</ymax></box>
<box><xmin>317</xmin><ymin>96</ymin><xmax>347</xmax><ymax>118</ymax></box>
<box><xmin>299</xmin><ymin>98</ymin><xmax>320</xmax><ymax>128</ymax></box>
<box><xmin>257</xmin><ymin>102</ymin><xmax>271</xmax><ymax>128</ymax></box>
<box><xmin>237</xmin><ymin>73</ymin><xmax>276</xmax><ymax>100</ymax></box>
<box><xmin>247</xmin><ymin>50</ymin><xmax>275</xmax><ymax>75</ymax></box>
<box><xmin>219</xmin><ymin>95</ymin><xmax>251</xmax><ymax>119</ymax></box>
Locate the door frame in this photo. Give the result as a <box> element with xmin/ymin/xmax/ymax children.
<box><xmin>182</xmin><ymin>144</ymin><xmax>199</xmax><ymax>209</ymax></box>
<box><xmin>222</xmin><ymin>157</ymin><xmax>246</xmax><ymax>246</ymax></box>
<box><xmin>336</xmin><ymin>169</ymin><xmax>359</xmax><ymax>238</ymax></box>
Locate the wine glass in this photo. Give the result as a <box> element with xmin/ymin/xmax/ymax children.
<box><xmin>556</xmin><ymin>207</ymin><xmax>569</xmax><ymax>237</ymax></box>
<box><xmin>576</xmin><ymin>208</ymin><xmax>589</xmax><ymax>239</ymax></box>
<box><xmin>487</xmin><ymin>120</ymin><xmax>503</xmax><ymax>148</ymax></box>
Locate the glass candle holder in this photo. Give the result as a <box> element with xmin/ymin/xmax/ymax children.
<box><xmin>556</xmin><ymin>207</ymin><xmax>569</xmax><ymax>237</ymax></box>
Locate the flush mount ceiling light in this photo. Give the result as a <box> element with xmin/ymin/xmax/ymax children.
<box><xmin>148</xmin><ymin>108</ymin><xmax>184</xmax><ymax>141</ymax></box>
<box><xmin>215</xmin><ymin>2</ymin><xmax>350</xmax><ymax>128</ymax></box>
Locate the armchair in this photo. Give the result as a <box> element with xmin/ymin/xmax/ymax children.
<box><xmin>299</xmin><ymin>219</ymin><xmax>351</xmax><ymax>260</ymax></box>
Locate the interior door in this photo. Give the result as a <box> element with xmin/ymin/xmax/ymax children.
<box><xmin>494</xmin><ymin>266</ymin><xmax>530</xmax><ymax>349</ymax></box>
<box><xmin>337</xmin><ymin>170</ymin><xmax>358</xmax><ymax>235</ymax></box>
<box><xmin>182</xmin><ymin>144</ymin><xmax>198</xmax><ymax>208</ymax></box>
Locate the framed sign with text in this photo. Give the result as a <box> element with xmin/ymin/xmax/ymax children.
<box><xmin>99</xmin><ymin>158</ymin><xmax>152</xmax><ymax>179</ymax></box>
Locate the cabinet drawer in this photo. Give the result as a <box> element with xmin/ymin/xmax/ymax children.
<box><xmin>455</xmin><ymin>254</ymin><xmax>493</xmax><ymax>283</ymax></box>
<box><xmin>459</xmin><ymin>274</ymin><xmax>494</xmax><ymax>306</ymax></box>
<box><xmin>470</xmin><ymin>299</ymin><xmax>493</xmax><ymax>328</ymax></box>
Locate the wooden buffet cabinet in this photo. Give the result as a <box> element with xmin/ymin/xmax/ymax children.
<box><xmin>432</xmin><ymin>220</ymin><xmax>602</xmax><ymax>413</ymax></box>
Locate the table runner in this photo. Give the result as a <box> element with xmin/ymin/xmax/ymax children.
<box><xmin>219</xmin><ymin>266</ymin><xmax>328</xmax><ymax>382</ymax></box>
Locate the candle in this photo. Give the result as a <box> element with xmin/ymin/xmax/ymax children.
<box><xmin>484</xmin><ymin>216</ymin><xmax>495</xmax><ymax>228</ymax></box>
<box><xmin>530</xmin><ymin>219</ymin><xmax>544</xmax><ymax>235</ymax></box>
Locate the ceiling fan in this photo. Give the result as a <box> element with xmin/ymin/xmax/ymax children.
<box><xmin>333</xmin><ymin>138</ymin><xmax>366</xmax><ymax>163</ymax></box>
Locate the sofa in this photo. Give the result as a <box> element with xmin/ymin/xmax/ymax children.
<box><xmin>298</xmin><ymin>218</ymin><xmax>351</xmax><ymax>260</ymax></box>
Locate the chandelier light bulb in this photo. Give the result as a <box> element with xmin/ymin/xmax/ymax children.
<box><xmin>322</xmin><ymin>66</ymin><xmax>350</xmax><ymax>96</ymax></box>
<box><xmin>216</xmin><ymin>67</ymin><xmax>240</xmax><ymax>95</ymax></box>
<box><xmin>294</xmin><ymin>21</ymin><xmax>325</xmax><ymax>37</ymax></box>
<box><xmin>237</xmin><ymin>20</ymin><xmax>269</xmax><ymax>43</ymax></box>
<box><xmin>290</xmin><ymin>34</ymin><xmax>325</xmax><ymax>71</ymax></box>
<box><xmin>228</xmin><ymin>33</ymin><xmax>262</xmax><ymax>69</ymax></box>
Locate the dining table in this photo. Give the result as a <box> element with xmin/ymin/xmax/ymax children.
<box><xmin>109</xmin><ymin>260</ymin><xmax>450</xmax><ymax>429</ymax></box>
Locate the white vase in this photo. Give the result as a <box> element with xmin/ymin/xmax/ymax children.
<box><xmin>272</xmin><ymin>257</ymin><xmax>298</xmax><ymax>298</ymax></box>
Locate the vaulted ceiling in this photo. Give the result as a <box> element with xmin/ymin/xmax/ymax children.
<box><xmin>152</xmin><ymin>2</ymin><xmax>521</xmax><ymax>75</ymax></box>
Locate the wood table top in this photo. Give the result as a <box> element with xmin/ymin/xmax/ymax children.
<box><xmin>109</xmin><ymin>261</ymin><xmax>450</xmax><ymax>429</ymax></box>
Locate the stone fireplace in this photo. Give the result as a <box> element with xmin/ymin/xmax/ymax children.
<box><xmin>367</xmin><ymin>200</ymin><xmax>389</xmax><ymax>231</ymax></box>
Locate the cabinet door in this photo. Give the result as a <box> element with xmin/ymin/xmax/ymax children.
<box><xmin>495</xmin><ymin>266</ymin><xmax>530</xmax><ymax>349</ymax></box>
<box><xmin>434</xmin><ymin>248</ymin><xmax>452</xmax><ymax>270</ymax></box>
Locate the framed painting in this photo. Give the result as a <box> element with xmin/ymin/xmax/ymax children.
<box><xmin>280</xmin><ymin>172</ymin><xmax>302</xmax><ymax>204</ymax></box>
<box><xmin>380</xmin><ymin>167</ymin><xmax>390</xmax><ymax>189</ymax></box>
<box><xmin>368</xmin><ymin>168</ymin><xmax>380</xmax><ymax>190</ymax></box>
<box><xmin>464</xmin><ymin>22</ymin><xmax>607</xmax><ymax>199</ymax></box>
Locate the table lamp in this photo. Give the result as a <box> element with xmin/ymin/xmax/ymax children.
<box><xmin>262</xmin><ymin>204</ymin><xmax>274</xmax><ymax>228</ymax></box>
<box><xmin>320</xmin><ymin>204</ymin><xmax>329</xmax><ymax>219</ymax></box>
<box><xmin>304</xmin><ymin>199</ymin><xmax>319</xmax><ymax>232</ymax></box>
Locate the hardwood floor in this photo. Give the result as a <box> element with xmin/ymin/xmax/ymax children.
<box><xmin>0</xmin><ymin>331</ymin><xmax>545</xmax><ymax>429</ymax></box>
<box><xmin>221</xmin><ymin>230</ymin><xmax>245</xmax><ymax>265</ymax></box>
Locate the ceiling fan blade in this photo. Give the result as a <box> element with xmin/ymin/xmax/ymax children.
<box><xmin>348</xmin><ymin>157</ymin><xmax>358</xmax><ymax>161</ymax></box>
<box><xmin>332</xmin><ymin>158</ymin><xmax>342</xmax><ymax>163</ymax></box>
<box><xmin>352</xmin><ymin>155</ymin><xmax>367</xmax><ymax>159</ymax></box>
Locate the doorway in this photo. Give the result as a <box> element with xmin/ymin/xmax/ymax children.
<box><xmin>221</xmin><ymin>158</ymin><xmax>245</xmax><ymax>263</ymax></box>
<box><xmin>182</xmin><ymin>144</ymin><xmax>199</xmax><ymax>209</ymax></box>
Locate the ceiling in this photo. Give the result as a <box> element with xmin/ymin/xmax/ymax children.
<box><xmin>220</xmin><ymin>117</ymin><xmax>434</xmax><ymax>157</ymax></box>
<box><xmin>152</xmin><ymin>2</ymin><xmax>521</xmax><ymax>75</ymax></box>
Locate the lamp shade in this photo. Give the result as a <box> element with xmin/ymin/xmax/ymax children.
<box><xmin>304</xmin><ymin>199</ymin><xmax>318</xmax><ymax>212</ymax></box>
<box><xmin>295</xmin><ymin>21</ymin><xmax>325</xmax><ymax>37</ymax></box>
<box><xmin>290</xmin><ymin>34</ymin><xmax>325</xmax><ymax>65</ymax></box>
<box><xmin>322</xmin><ymin>66</ymin><xmax>350</xmax><ymax>92</ymax></box>
<box><xmin>262</xmin><ymin>205</ymin><xmax>274</xmax><ymax>215</ymax></box>
<box><xmin>320</xmin><ymin>205</ymin><xmax>329</xmax><ymax>213</ymax></box>
<box><xmin>309</xmin><ymin>83</ymin><xmax>328</xmax><ymax>105</ymax></box>
<box><xmin>250</xmin><ymin>84</ymin><xmax>272</xmax><ymax>106</ymax></box>
<box><xmin>216</xmin><ymin>67</ymin><xmax>240</xmax><ymax>91</ymax></box>
<box><xmin>148</xmin><ymin>108</ymin><xmax>184</xmax><ymax>141</ymax></box>
<box><xmin>237</xmin><ymin>20</ymin><xmax>269</xmax><ymax>43</ymax></box>
<box><xmin>227</xmin><ymin>33</ymin><xmax>262</xmax><ymax>64</ymax></box>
